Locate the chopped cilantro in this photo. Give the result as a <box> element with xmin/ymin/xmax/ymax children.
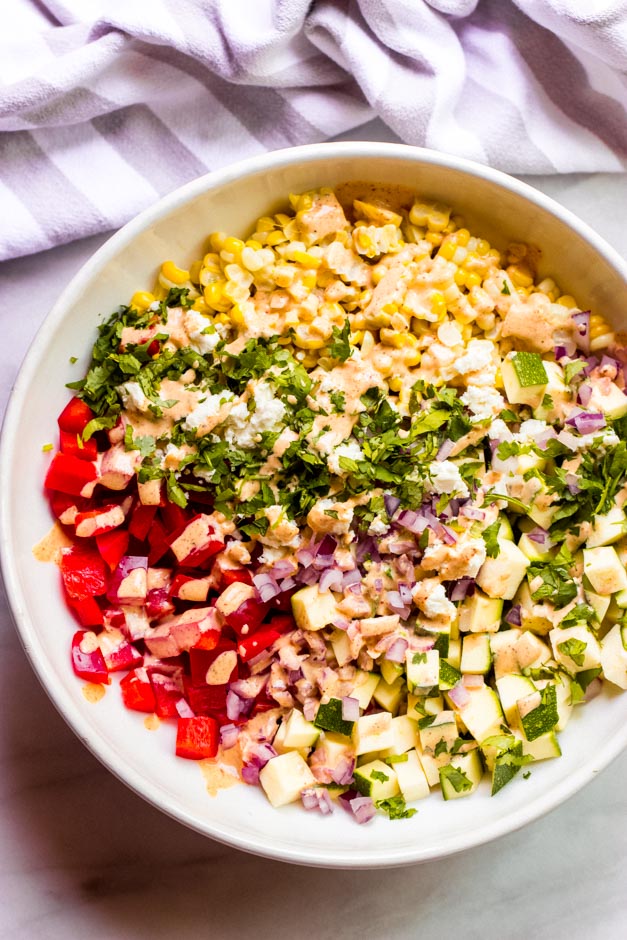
<box><xmin>434</xmin><ymin>739</ymin><xmax>448</xmax><ymax>757</ymax></box>
<box><xmin>370</xmin><ymin>769</ymin><xmax>389</xmax><ymax>783</ymax></box>
<box><xmin>501</xmin><ymin>281</ymin><xmax>511</xmax><ymax>295</ymax></box>
<box><xmin>439</xmin><ymin>764</ymin><xmax>473</xmax><ymax>793</ymax></box>
<box><xmin>412</xmin><ymin>652</ymin><xmax>427</xmax><ymax>665</ymax></box>
<box><xmin>384</xmin><ymin>754</ymin><xmax>409</xmax><ymax>765</ymax></box>
<box><xmin>557</xmin><ymin>638</ymin><xmax>587</xmax><ymax>667</ymax></box>
<box><xmin>418</xmin><ymin>714</ymin><xmax>436</xmax><ymax>730</ymax></box>
<box><xmin>328</xmin><ymin>318</ymin><xmax>352</xmax><ymax>362</ymax></box>
<box><xmin>166</xmin><ymin>471</ymin><xmax>188</xmax><ymax>508</ymax></box>
<box><xmin>528</xmin><ymin>559</ymin><xmax>578</xmax><ymax>608</ymax></box>
<box><xmin>376</xmin><ymin>796</ymin><xmax>417</xmax><ymax>819</ymax></box>
<box><xmin>482</xmin><ymin>520</ymin><xmax>501</xmax><ymax>558</ymax></box>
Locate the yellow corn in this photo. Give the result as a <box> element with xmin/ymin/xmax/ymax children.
<box><xmin>302</xmin><ymin>272</ymin><xmax>317</xmax><ymax>290</ymax></box>
<box><xmin>507</xmin><ymin>264</ymin><xmax>534</xmax><ymax>288</ymax></box>
<box><xmin>430</xmin><ymin>292</ymin><xmax>447</xmax><ymax>320</ymax></box>
<box><xmin>388</xmin><ymin>376</ymin><xmax>403</xmax><ymax>392</ymax></box>
<box><xmin>557</xmin><ymin>294</ymin><xmax>577</xmax><ymax>308</ymax></box>
<box><xmin>425</xmin><ymin>231</ymin><xmax>443</xmax><ymax>247</ymax></box>
<box><xmin>454</xmin><ymin>228</ymin><xmax>470</xmax><ymax>247</ymax></box>
<box><xmin>380</xmin><ymin>329</ymin><xmax>419</xmax><ymax>349</ymax></box>
<box><xmin>402</xmin><ymin>348</ymin><xmax>421</xmax><ymax>367</ymax></box>
<box><xmin>209</xmin><ymin>232</ymin><xmax>228</xmax><ymax>252</ymax></box>
<box><xmin>590</xmin><ymin>313</ymin><xmax>612</xmax><ymax>339</ymax></box>
<box><xmin>255</xmin><ymin>216</ymin><xmax>276</xmax><ymax>233</ymax></box>
<box><xmin>189</xmin><ymin>260</ymin><xmax>203</xmax><ymax>284</ymax></box>
<box><xmin>131</xmin><ymin>291</ymin><xmax>155</xmax><ymax>311</ymax></box>
<box><xmin>161</xmin><ymin>261</ymin><xmax>189</xmax><ymax>285</ymax></box>
<box><xmin>364</xmin><ymin>311</ymin><xmax>392</xmax><ymax>329</ymax></box>
<box><xmin>292</xmin><ymin>326</ymin><xmax>326</xmax><ymax>349</ymax></box>
<box><xmin>360</xmin><ymin>330</ymin><xmax>376</xmax><ymax>355</ymax></box>
<box><xmin>464</xmin><ymin>271</ymin><xmax>482</xmax><ymax>289</ymax></box>
<box><xmin>191</xmin><ymin>298</ymin><xmax>211</xmax><ymax>315</ymax></box>
<box><xmin>266</xmin><ymin>230</ymin><xmax>288</xmax><ymax>247</ymax></box>
<box><xmin>475</xmin><ymin>238</ymin><xmax>491</xmax><ymax>256</ymax></box>
<box><xmin>204</xmin><ymin>281</ymin><xmax>229</xmax><ymax>310</ymax></box>
<box><xmin>291</xmin><ymin>250</ymin><xmax>321</xmax><ymax>268</ymax></box>
<box><xmin>229</xmin><ymin>304</ymin><xmax>246</xmax><ymax>327</ymax></box>
<box><xmin>438</xmin><ymin>240</ymin><xmax>456</xmax><ymax>261</ymax></box>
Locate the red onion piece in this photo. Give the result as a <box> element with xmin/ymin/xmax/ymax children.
<box><xmin>332</xmin><ymin>756</ymin><xmax>355</xmax><ymax>786</ymax></box>
<box><xmin>570</xmin><ymin>411</ymin><xmax>606</xmax><ymax>435</ymax></box>
<box><xmin>319</xmin><ymin>567</ymin><xmax>344</xmax><ymax>593</ymax></box>
<box><xmin>578</xmin><ymin>383</ymin><xmax>592</xmax><ymax>407</ymax></box>
<box><xmin>331</xmin><ymin>616</ymin><xmax>351</xmax><ymax>632</ymax></box>
<box><xmin>599</xmin><ymin>354</ymin><xmax>619</xmax><ymax>378</ymax></box>
<box><xmin>448</xmin><ymin>681</ymin><xmax>471</xmax><ymax>708</ymax></box>
<box><xmin>339</xmin><ymin>790</ymin><xmax>377</xmax><ymax>824</ymax></box>
<box><xmin>572</xmin><ymin>310</ymin><xmax>591</xmax><ymax>353</ymax></box>
<box><xmin>252</xmin><ymin>572</ymin><xmax>281</xmax><ymax>602</ymax></box>
<box><xmin>565</xmin><ymin>473</ymin><xmax>581</xmax><ymax>495</ymax></box>
<box><xmin>219</xmin><ymin>723</ymin><xmax>240</xmax><ymax>750</ymax></box>
<box><xmin>462</xmin><ymin>673</ymin><xmax>484</xmax><ymax>689</ymax></box>
<box><xmin>528</xmin><ymin>527</ymin><xmax>549</xmax><ymax>546</ymax></box>
<box><xmin>175</xmin><ymin>698</ymin><xmax>195</xmax><ymax>718</ymax></box>
<box><xmin>226</xmin><ymin>690</ymin><xmax>250</xmax><ymax>721</ymax></box>
<box><xmin>342</xmin><ymin>568</ymin><xmax>362</xmax><ymax>588</ymax></box>
<box><xmin>449</xmin><ymin>578</ymin><xmax>475</xmax><ymax>602</ymax></box>
<box><xmin>385</xmin><ymin>637</ymin><xmax>409</xmax><ymax>663</ymax></box>
<box><xmin>437</xmin><ymin>438</ymin><xmax>455</xmax><ymax>461</ymax></box>
<box><xmin>397</xmin><ymin>509</ymin><xmax>429</xmax><ymax>535</ymax></box>
<box><xmin>440</xmin><ymin>525</ymin><xmax>458</xmax><ymax>545</ymax></box>
<box><xmin>279</xmin><ymin>576</ymin><xmax>297</xmax><ymax>592</ymax></box>
<box><xmin>384</xmin><ymin>493</ymin><xmax>401</xmax><ymax>519</ymax></box>
<box><xmin>341</xmin><ymin>696</ymin><xmax>360</xmax><ymax>722</ymax></box>
<box><xmin>460</xmin><ymin>505</ymin><xmax>486</xmax><ymax>521</ymax></box>
<box><xmin>303</xmin><ymin>699</ymin><xmax>318</xmax><ymax>721</ymax></box>
<box><xmin>505</xmin><ymin>605</ymin><xmax>522</xmax><ymax>626</ymax></box>
<box><xmin>241</xmin><ymin>763</ymin><xmax>260</xmax><ymax>785</ymax></box>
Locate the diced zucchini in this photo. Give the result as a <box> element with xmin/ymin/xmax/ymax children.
<box><xmin>583</xmin><ymin>546</ymin><xmax>627</xmax><ymax>595</ymax></box>
<box><xmin>518</xmin><ymin>532</ymin><xmax>553</xmax><ymax>562</ymax></box>
<box><xmin>259</xmin><ymin>752</ymin><xmax>316</xmax><ymax>807</ymax></box>
<box><xmin>600</xmin><ymin>623</ymin><xmax>627</xmax><ymax>689</ymax></box>
<box><xmin>406</xmin><ymin>649</ymin><xmax>439</xmax><ymax>693</ymax></box>
<box><xmin>439</xmin><ymin>658</ymin><xmax>462</xmax><ymax>691</ymax></box>
<box><xmin>291</xmin><ymin>585</ymin><xmax>342</xmax><ymax>631</ymax></box>
<box><xmin>439</xmin><ymin>748</ymin><xmax>484</xmax><ymax>800</ymax></box>
<box><xmin>459</xmin><ymin>590</ymin><xmax>503</xmax><ymax>634</ymax></box>
<box><xmin>476</xmin><ymin>540</ymin><xmax>530</xmax><ymax>601</ymax></box>
<box><xmin>314</xmin><ymin>698</ymin><xmax>355</xmax><ymax>737</ymax></box>
<box><xmin>587</xmin><ymin>506</ymin><xmax>627</xmax><ymax>548</ymax></box>
<box><xmin>380</xmin><ymin>658</ymin><xmax>404</xmax><ymax>687</ymax></box>
<box><xmin>377</xmin><ymin>715</ymin><xmax>419</xmax><ymax>758</ymax></box>
<box><xmin>394</xmin><ymin>750</ymin><xmax>430</xmax><ymax>801</ymax></box>
<box><xmin>447</xmin><ymin>638</ymin><xmax>462</xmax><ymax>670</ymax></box>
<box><xmin>502</xmin><ymin>352</ymin><xmax>548</xmax><ymax>407</ymax></box>
<box><xmin>281</xmin><ymin>708</ymin><xmax>320</xmax><ymax>749</ymax></box>
<box><xmin>354</xmin><ymin>711</ymin><xmax>395</xmax><ymax>756</ymax></box>
<box><xmin>517</xmin><ymin>684</ymin><xmax>559</xmax><ymax>741</ymax></box>
<box><xmin>372</xmin><ymin>675</ymin><xmax>406</xmax><ymax>715</ymax></box>
<box><xmin>549</xmin><ymin>624</ymin><xmax>602</xmax><ymax>673</ymax></box>
<box><xmin>455</xmin><ymin>686</ymin><xmax>504</xmax><ymax>741</ymax></box>
<box><xmin>353</xmin><ymin>759</ymin><xmax>399</xmax><ymax>800</ymax></box>
<box><xmin>330</xmin><ymin>628</ymin><xmax>352</xmax><ymax>667</ymax></box>
<box><xmin>515</xmin><ymin>631</ymin><xmax>551</xmax><ymax>670</ymax></box>
<box><xmin>481</xmin><ymin>734</ymin><xmax>526</xmax><ymax>795</ymax></box>
<box><xmin>419</xmin><ymin>710</ymin><xmax>458</xmax><ymax>754</ymax></box>
<box><xmin>496</xmin><ymin>673</ymin><xmax>536</xmax><ymax>725</ymax></box>
<box><xmin>351</xmin><ymin>670</ymin><xmax>380</xmax><ymax>709</ymax></box>
<box><xmin>519</xmin><ymin>729</ymin><xmax>562</xmax><ymax>762</ymax></box>
<box><xmin>491</xmin><ymin>629</ymin><xmax>522</xmax><ymax>679</ymax></box>
<box><xmin>461</xmin><ymin>634</ymin><xmax>492</xmax><ymax>674</ymax></box>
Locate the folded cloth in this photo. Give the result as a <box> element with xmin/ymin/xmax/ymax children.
<box><xmin>1</xmin><ymin>0</ymin><xmax>626</xmax><ymax>261</ymax></box>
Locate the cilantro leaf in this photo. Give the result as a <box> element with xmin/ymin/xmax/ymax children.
<box><xmin>329</xmin><ymin>318</ymin><xmax>351</xmax><ymax>362</ymax></box>
<box><xmin>376</xmin><ymin>796</ymin><xmax>417</xmax><ymax>819</ymax></box>
<box><xmin>481</xmin><ymin>520</ymin><xmax>501</xmax><ymax>558</ymax></box>
<box><xmin>557</xmin><ymin>637</ymin><xmax>587</xmax><ymax>667</ymax></box>
<box><xmin>439</xmin><ymin>764</ymin><xmax>473</xmax><ymax>793</ymax></box>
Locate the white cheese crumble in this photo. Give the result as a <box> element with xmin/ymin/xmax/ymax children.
<box><xmin>223</xmin><ymin>382</ymin><xmax>286</xmax><ymax>449</ymax></box>
<box><xmin>118</xmin><ymin>381</ymin><xmax>151</xmax><ymax>413</ymax></box>
<box><xmin>518</xmin><ymin>419</ymin><xmax>549</xmax><ymax>441</ymax></box>
<box><xmin>427</xmin><ymin>459</ymin><xmax>470</xmax><ymax>497</ymax></box>
<box><xmin>461</xmin><ymin>385</ymin><xmax>505</xmax><ymax>421</ymax></box>
<box><xmin>455</xmin><ymin>339</ymin><xmax>494</xmax><ymax>376</ymax></box>
<box><xmin>423</xmin><ymin>583</ymin><xmax>456</xmax><ymax>620</ymax></box>
<box><xmin>488</xmin><ymin>418</ymin><xmax>514</xmax><ymax>442</ymax></box>
<box><xmin>327</xmin><ymin>439</ymin><xmax>364</xmax><ymax>476</ymax></box>
<box><xmin>368</xmin><ymin>516</ymin><xmax>389</xmax><ymax>537</ymax></box>
<box><xmin>184</xmin><ymin>391</ymin><xmax>234</xmax><ymax>431</ymax></box>
<box><xmin>183</xmin><ymin>310</ymin><xmax>221</xmax><ymax>354</ymax></box>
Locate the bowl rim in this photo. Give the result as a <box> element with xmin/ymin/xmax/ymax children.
<box><xmin>2</xmin><ymin>140</ymin><xmax>627</xmax><ymax>868</ymax></box>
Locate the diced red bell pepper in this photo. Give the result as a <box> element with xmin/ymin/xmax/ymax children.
<box><xmin>147</xmin><ymin>518</ymin><xmax>171</xmax><ymax>565</ymax></box>
<box><xmin>128</xmin><ymin>503</ymin><xmax>157</xmax><ymax>541</ymax></box>
<box><xmin>192</xmin><ymin>630</ymin><xmax>221</xmax><ymax>652</ymax></box>
<box><xmin>169</xmin><ymin>514</ymin><xmax>225</xmax><ymax>567</ymax></box>
<box><xmin>268</xmin><ymin>587</ymin><xmax>298</xmax><ymax>612</ymax></box>
<box><xmin>175</xmin><ymin>716</ymin><xmax>218</xmax><ymax>759</ymax></box>
<box><xmin>96</xmin><ymin>528</ymin><xmax>130</xmax><ymax>571</ymax></box>
<box><xmin>216</xmin><ymin>566</ymin><xmax>253</xmax><ymax>590</ymax></box>
<box><xmin>252</xmin><ymin>689</ymin><xmax>279</xmax><ymax>716</ymax></box>
<box><xmin>225</xmin><ymin>598</ymin><xmax>270</xmax><ymax>637</ymax></box>
<box><xmin>266</xmin><ymin>613</ymin><xmax>296</xmax><ymax>634</ymax></box>
<box><xmin>169</xmin><ymin>572</ymin><xmax>211</xmax><ymax>602</ymax></box>
<box><xmin>59</xmin><ymin>429</ymin><xmax>98</xmax><ymax>462</ymax></box>
<box><xmin>45</xmin><ymin>451</ymin><xmax>97</xmax><ymax>497</ymax></box>
<box><xmin>148</xmin><ymin>671</ymin><xmax>185</xmax><ymax>718</ymax></box>
<box><xmin>75</xmin><ymin>503</ymin><xmax>125</xmax><ymax>538</ymax></box>
<box><xmin>189</xmin><ymin>637</ymin><xmax>237</xmax><ymax>686</ymax></box>
<box><xmin>58</xmin><ymin>397</ymin><xmax>94</xmax><ymax>435</ymax></box>
<box><xmin>120</xmin><ymin>668</ymin><xmax>156</xmax><ymax>713</ymax></box>
<box><xmin>71</xmin><ymin>631</ymin><xmax>110</xmax><ymax>684</ymax></box>
<box><xmin>160</xmin><ymin>503</ymin><xmax>190</xmax><ymax>535</ymax></box>
<box><xmin>182</xmin><ymin>676</ymin><xmax>229</xmax><ymax>716</ymax></box>
<box><xmin>98</xmin><ymin>630</ymin><xmax>142</xmax><ymax>672</ymax></box>
<box><xmin>61</xmin><ymin>546</ymin><xmax>109</xmax><ymax>600</ymax></box>
<box><xmin>237</xmin><ymin>627</ymin><xmax>281</xmax><ymax>662</ymax></box>
<box><xmin>68</xmin><ymin>595</ymin><xmax>104</xmax><ymax>627</ymax></box>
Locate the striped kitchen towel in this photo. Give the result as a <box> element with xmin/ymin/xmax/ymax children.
<box><xmin>1</xmin><ymin>0</ymin><xmax>626</xmax><ymax>261</ymax></box>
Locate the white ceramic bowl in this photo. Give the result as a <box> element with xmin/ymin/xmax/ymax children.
<box><xmin>2</xmin><ymin>142</ymin><xmax>627</xmax><ymax>869</ymax></box>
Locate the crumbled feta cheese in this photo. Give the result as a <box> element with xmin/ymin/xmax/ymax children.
<box><xmin>518</xmin><ymin>419</ymin><xmax>549</xmax><ymax>441</ymax></box>
<box><xmin>423</xmin><ymin>583</ymin><xmax>456</xmax><ymax>621</ymax></box>
<box><xmin>327</xmin><ymin>439</ymin><xmax>364</xmax><ymax>476</ymax></box>
<box><xmin>184</xmin><ymin>391</ymin><xmax>233</xmax><ymax>431</ymax></box>
<box><xmin>461</xmin><ymin>385</ymin><xmax>505</xmax><ymax>421</ymax></box>
<box><xmin>223</xmin><ymin>382</ymin><xmax>286</xmax><ymax>449</ymax></box>
<box><xmin>183</xmin><ymin>310</ymin><xmax>221</xmax><ymax>354</ymax></box>
<box><xmin>368</xmin><ymin>516</ymin><xmax>389</xmax><ymax>537</ymax></box>
<box><xmin>428</xmin><ymin>459</ymin><xmax>469</xmax><ymax>497</ymax></box>
<box><xmin>118</xmin><ymin>381</ymin><xmax>151</xmax><ymax>413</ymax></box>
<box><xmin>488</xmin><ymin>418</ymin><xmax>514</xmax><ymax>442</ymax></box>
<box><xmin>455</xmin><ymin>339</ymin><xmax>494</xmax><ymax>376</ymax></box>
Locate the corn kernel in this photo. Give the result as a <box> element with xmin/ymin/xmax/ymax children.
<box><xmin>464</xmin><ymin>271</ymin><xmax>482</xmax><ymax>289</ymax></box>
<box><xmin>388</xmin><ymin>376</ymin><xmax>403</xmax><ymax>392</ymax></box>
<box><xmin>229</xmin><ymin>304</ymin><xmax>246</xmax><ymax>327</ymax></box>
<box><xmin>380</xmin><ymin>329</ymin><xmax>418</xmax><ymax>349</ymax></box>
<box><xmin>508</xmin><ymin>264</ymin><xmax>534</xmax><ymax>288</ymax></box>
<box><xmin>204</xmin><ymin>281</ymin><xmax>226</xmax><ymax>309</ymax></box>
<box><xmin>161</xmin><ymin>260</ymin><xmax>190</xmax><ymax>285</ymax></box>
<box><xmin>214</xmin><ymin>312</ymin><xmax>230</xmax><ymax>325</ymax></box>
<box><xmin>266</xmin><ymin>230</ymin><xmax>288</xmax><ymax>247</ymax></box>
<box><xmin>425</xmin><ymin>231</ymin><xmax>443</xmax><ymax>247</ymax></box>
<box><xmin>360</xmin><ymin>331</ymin><xmax>376</xmax><ymax>355</ymax></box>
<box><xmin>557</xmin><ymin>294</ymin><xmax>577</xmax><ymax>308</ymax></box>
<box><xmin>293</xmin><ymin>327</ymin><xmax>326</xmax><ymax>350</ymax></box>
<box><xmin>403</xmin><ymin>348</ymin><xmax>421</xmax><ymax>367</ymax></box>
<box><xmin>438</xmin><ymin>240</ymin><xmax>456</xmax><ymax>261</ymax></box>
<box><xmin>191</xmin><ymin>298</ymin><xmax>211</xmax><ymax>315</ymax></box>
<box><xmin>430</xmin><ymin>292</ymin><xmax>447</xmax><ymax>320</ymax></box>
<box><xmin>454</xmin><ymin>228</ymin><xmax>470</xmax><ymax>247</ymax></box>
<box><xmin>476</xmin><ymin>239</ymin><xmax>490</xmax><ymax>256</ymax></box>
<box><xmin>131</xmin><ymin>291</ymin><xmax>155</xmax><ymax>311</ymax></box>
<box><xmin>209</xmin><ymin>232</ymin><xmax>228</xmax><ymax>251</ymax></box>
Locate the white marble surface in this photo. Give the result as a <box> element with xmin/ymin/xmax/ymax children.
<box><xmin>1</xmin><ymin>127</ymin><xmax>627</xmax><ymax>938</ymax></box>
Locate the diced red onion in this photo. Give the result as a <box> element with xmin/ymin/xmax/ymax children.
<box><xmin>385</xmin><ymin>637</ymin><xmax>409</xmax><ymax>662</ymax></box>
<box><xmin>279</xmin><ymin>576</ymin><xmax>297</xmax><ymax>592</ymax></box>
<box><xmin>271</xmin><ymin>559</ymin><xmax>298</xmax><ymax>579</ymax></box>
<box><xmin>252</xmin><ymin>572</ymin><xmax>282</xmax><ymax>602</ymax></box>
<box><xmin>219</xmin><ymin>723</ymin><xmax>240</xmax><ymax>750</ymax></box>
<box><xmin>175</xmin><ymin>698</ymin><xmax>195</xmax><ymax>718</ymax></box>
<box><xmin>572</xmin><ymin>310</ymin><xmax>591</xmax><ymax>353</ymax></box>
<box><xmin>398</xmin><ymin>582</ymin><xmax>413</xmax><ymax>604</ymax></box>
<box><xmin>397</xmin><ymin>509</ymin><xmax>428</xmax><ymax>535</ymax></box>
<box><xmin>296</xmin><ymin>548</ymin><xmax>314</xmax><ymax>567</ymax></box>
<box><xmin>388</xmin><ymin>540</ymin><xmax>417</xmax><ymax>555</ymax></box>
<box><xmin>554</xmin><ymin>345</ymin><xmax>568</xmax><ymax>360</ymax></box>
<box><xmin>341</xmin><ymin>696</ymin><xmax>360</xmax><ymax>722</ymax></box>
<box><xmin>569</xmin><ymin>411</ymin><xmax>606</xmax><ymax>435</ymax></box>
<box><xmin>599</xmin><ymin>354</ymin><xmax>618</xmax><ymax>379</ymax></box>
<box><xmin>332</xmin><ymin>756</ymin><xmax>355</xmax><ymax>786</ymax></box>
<box><xmin>528</xmin><ymin>527</ymin><xmax>549</xmax><ymax>546</ymax></box>
<box><xmin>386</xmin><ymin>590</ymin><xmax>411</xmax><ymax>620</ymax></box>
<box><xmin>505</xmin><ymin>605</ymin><xmax>522</xmax><ymax>626</ymax></box>
<box><xmin>303</xmin><ymin>699</ymin><xmax>318</xmax><ymax>721</ymax></box>
<box><xmin>557</xmin><ymin>429</ymin><xmax>583</xmax><ymax>451</ymax></box>
<box><xmin>347</xmin><ymin>582</ymin><xmax>363</xmax><ymax>595</ymax></box>
<box><xmin>462</xmin><ymin>674</ymin><xmax>484</xmax><ymax>689</ymax></box>
<box><xmin>342</xmin><ymin>568</ymin><xmax>362</xmax><ymax>588</ymax></box>
<box><xmin>297</xmin><ymin>566</ymin><xmax>320</xmax><ymax>585</ymax></box>
<box><xmin>226</xmin><ymin>690</ymin><xmax>249</xmax><ymax>721</ymax></box>
<box><xmin>356</xmin><ymin>536</ymin><xmax>380</xmax><ymax>563</ymax></box>
<box><xmin>317</xmin><ymin>534</ymin><xmax>338</xmax><ymax>557</ymax></box>
<box><xmin>253</xmin><ymin>743</ymin><xmax>278</xmax><ymax>766</ymax></box>
<box><xmin>460</xmin><ymin>505</ymin><xmax>486</xmax><ymax>521</ymax></box>
<box><xmin>578</xmin><ymin>383</ymin><xmax>592</xmax><ymax>407</ymax></box>
<box><xmin>448</xmin><ymin>681</ymin><xmax>470</xmax><ymax>708</ymax></box>
<box><xmin>241</xmin><ymin>763</ymin><xmax>260</xmax><ymax>785</ymax></box>
<box><xmin>319</xmin><ymin>567</ymin><xmax>344</xmax><ymax>592</ymax></box>
<box><xmin>373</xmin><ymin>577</ymin><xmax>384</xmax><ymax>592</ymax></box>
<box><xmin>582</xmin><ymin>355</ymin><xmax>599</xmax><ymax>376</ymax></box>
<box><xmin>339</xmin><ymin>791</ymin><xmax>377</xmax><ymax>824</ymax></box>
<box><xmin>449</xmin><ymin>578</ymin><xmax>475</xmax><ymax>602</ymax></box>
<box><xmin>331</xmin><ymin>616</ymin><xmax>351</xmax><ymax>632</ymax></box>
<box><xmin>384</xmin><ymin>493</ymin><xmax>401</xmax><ymax>519</ymax></box>
<box><xmin>441</xmin><ymin>525</ymin><xmax>458</xmax><ymax>545</ymax></box>
<box><xmin>301</xmin><ymin>788</ymin><xmax>334</xmax><ymax>815</ymax></box>
<box><xmin>585</xmin><ymin>677</ymin><xmax>603</xmax><ymax>701</ymax></box>
<box><xmin>565</xmin><ymin>473</ymin><xmax>581</xmax><ymax>495</ymax></box>
<box><xmin>437</xmin><ymin>438</ymin><xmax>455</xmax><ymax>461</ymax></box>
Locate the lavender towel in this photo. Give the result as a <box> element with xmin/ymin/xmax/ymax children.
<box><xmin>1</xmin><ymin>0</ymin><xmax>626</xmax><ymax>262</ymax></box>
